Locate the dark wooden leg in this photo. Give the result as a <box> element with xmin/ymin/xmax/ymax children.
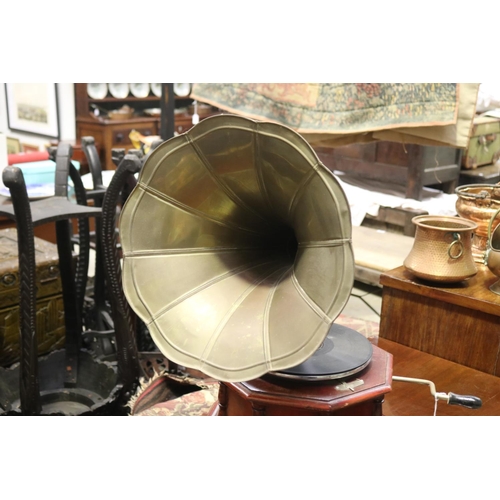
<box><xmin>2</xmin><ymin>167</ymin><xmax>42</xmax><ymax>415</ymax></box>
<box><xmin>217</xmin><ymin>383</ymin><xmax>228</xmax><ymax>416</ymax></box>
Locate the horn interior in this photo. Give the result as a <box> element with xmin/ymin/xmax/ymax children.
<box><xmin>119</xmin><ymin>115</ymin><xmax>354</xmax><ymax>382</ymax></box>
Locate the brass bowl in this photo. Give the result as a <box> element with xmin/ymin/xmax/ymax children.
<box><xmin>455</xmin><ymin>183</ymin><xmax>500</xmax><ymax>262</ymax></box>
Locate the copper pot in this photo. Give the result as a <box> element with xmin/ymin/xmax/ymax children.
<box><xmin>455</xmin><ymin>183</ymin><xmax>500</xmax><ymax>262</ymax></box>
<box><xmin>404</xmin><ymin>215</ymin><xmax>478</xmax><ymax>283</ymax></box>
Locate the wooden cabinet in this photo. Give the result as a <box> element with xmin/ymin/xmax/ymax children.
<box><xmin>76</xmin><ymin>114</ymin><xmax>160</xmax><ymax>171</ymax></box>
<box><xmin>74</xmin><ymin>83</ymin><xmax>217</xmax><ymax>170</ymax></box>
<box><xmin>379</xmin><ymin>265</ymin><xmax>500</xmax><ymax>375</ymax></box>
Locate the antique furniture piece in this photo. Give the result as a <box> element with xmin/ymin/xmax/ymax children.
<box><xmin>315</xmin><ymin>141</ymin><xmax>462</xmax><ymax>201</ymax></box>
<box><xmin>378</xmin><ymin>338</ymin><xmax>500</xmax><ymax>416</ymax></box>
<box><xmin>459</xmin><ymin>163</ymin><xmax>500</xmax><ymax>186</ymax></box>
<box><xmin>0</xmin><ymin>143</ymin><xmax>110</xmax><ymax>415</ymax></box>
<box><xmin>0</xmin><ymin>149</ymin><xmax>86</xmax><ymax>244</ymax></box>
<box><xmin>74</xmin><ymin>83</ymin><xmax>217</xmax><ymax>170</ymax></box>
<box><xmin>119</xmin><ymin>114</ymin><xmax>359</xmax><ymax>383</ymax></box>
<box><xmin>98</xmin><ymin>151</ymin><xmax>144</xmax><ymax>392</ymax></box>
<box><xmin>0</xmin><ymin>228</ymin><xmax>65</xmax><ymax>367</ymax></box>
<box><xmin>379</xmin><ymin>265</ymin><xmax>500</xmax><ymax>376</ymax></box>
<box><xmin>462</xmin><ymin>115</ymin><xmax>500</xmax><ymax>169</ymax></box>
<box><xmin>210</xmin><ymin>342</ymin><xmax>392</xmax><ymax>416</ymax></box>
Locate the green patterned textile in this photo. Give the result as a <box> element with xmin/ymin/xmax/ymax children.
<box><xmin>190</xmin><ymin>83</ymin><xmax>480</xmax><ymax>148</ymax></box>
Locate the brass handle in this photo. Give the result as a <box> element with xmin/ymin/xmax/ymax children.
<box><xmin>448</xmin><ymin>234</ymin><xmax>464</xmax><ymax>260</ymax></box>
<box><xmin>487</xmin><ymin>207</ymin><xmax>500</xmax><ymax>240</ymax></box>
<box><xmin>479</xmin><ymin>134</ymin><xmax>497</xmax><ymax>146</ymax></box>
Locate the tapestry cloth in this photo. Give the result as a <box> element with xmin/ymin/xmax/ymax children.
<box><xmin>190</xmin><ymin>83</ymin><xmax>479</xmax><ymax>149</ymax></box>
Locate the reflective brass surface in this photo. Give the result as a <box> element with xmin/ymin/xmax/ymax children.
<box><xmin>119</xmin><ymin>115</ymin><xmax>354</xmax><ymax>382</ymax></box>
<box><xmin>484</xmin><ymin>208</ymin><xmax>500</xmax><ymax>295</ymax></box>
<box><xmin>455</xmin><ymin>184</ymin><xmax>500</xmax><ymax>262</ymax></box>
<box><xmin>404</xmin><ymin>215</ymin><xmax>478</xmax><ymax>283</ymax></box>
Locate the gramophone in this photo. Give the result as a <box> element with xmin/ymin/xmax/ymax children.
<box><xmin>119</xmin><ymin>114</ymin><xmax>388</xmax><ymax>415</ymax></box>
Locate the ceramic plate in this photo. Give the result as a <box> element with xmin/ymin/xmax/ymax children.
<box><xmin>109</xmin><ymin>83</ymin><xmax>130</xmax><ymax>99</ymax></box>
<box><xmin>173</xmin><ymin>83</ymin><xmax>191</xmax><ymax>97</ymax></box>
<box><xmin>151</xmin><ymin>83</ymin><xmax>161</xmax><ymax>97</ymax></box>
<box><xmin>130</xmin><ymin>83</ymin><xmax>150</xmax><ymax>98</ymax></box>
<box><xmin>87</xmin><ymin>83</ymin><xmax>108</xmax><ymax>99</ymax></box>
<box><xmin>144</xmin><ymin>108</ymin><xmax>161</xmax><ymax>117</ymax></box>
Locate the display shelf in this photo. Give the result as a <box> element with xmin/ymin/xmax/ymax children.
<box><xmin>74</xmin><ymin>83</ymin><xmax>218</xmax><ymax>170</ymax></box>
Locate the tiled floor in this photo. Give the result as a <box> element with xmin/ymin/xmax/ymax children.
<box><xmin>343</xmin><ymin>281</ymin><xmax>383</xmax><ymax>325</ymax></box>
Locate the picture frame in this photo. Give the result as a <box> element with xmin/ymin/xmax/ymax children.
<box><xmin>21</xmin><ymin>143</ymin><xmax>41</xmax><ymax>153</ymax></box>
<box><xmin>4</xmin><ymin>83</ymin><xmax>60</xmax><ymax>139</ymax></box>
<box><xmin>6</xmin><ymin>137</ymin><xmax>21</xmax><ymax>155</ymax></box>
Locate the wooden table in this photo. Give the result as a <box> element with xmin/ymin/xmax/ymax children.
<box><xmin>379</xmin><ymin>265</ymin><xmax>500</xmax><ymax>375</ymax></box>
<box><xmin>210</xmin><ymin>344</ymin><xmax>392</xmax><ymax>416</ymax></box>
<box><xmin>377</xmin><ymin>338</ymin><xmax>500</xmax><ymax>416</ymax></box>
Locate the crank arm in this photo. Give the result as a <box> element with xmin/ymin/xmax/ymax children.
<box><xmin>392</xmin><ymin>376</ymin><xmax>482</xmax><ymax>409</ymax></box>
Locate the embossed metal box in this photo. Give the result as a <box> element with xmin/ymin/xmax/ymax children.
<box><xmin>0</xmin><ymin>228</ymin><xmax>65</xmax><ymax>366</ymax></box>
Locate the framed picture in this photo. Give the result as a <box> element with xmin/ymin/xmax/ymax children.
<box><xmin>4</xmin><ymin>83</ymin><xmax>60</xmax><ymax>139</ymax></box>
<box><xmin>6</xmin><ymin>137</ymin><xmax>21</xmax><ymax>154</ymax></box>
<box><xmin>21</xmin><ymin>143</ymin><xmax>41</xmax><ymax>153</ymax></box>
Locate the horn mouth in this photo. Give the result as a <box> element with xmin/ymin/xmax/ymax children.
<box><xmin>119</xmin><ymin>114</ymin><xmax>354</xmax><ymax>382</ymax></box>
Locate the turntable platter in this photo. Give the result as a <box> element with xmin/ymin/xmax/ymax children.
<box><xmin>272</xmin><ymin>324</ymin><xmax>373</xmax><ymax>381</ymax></box>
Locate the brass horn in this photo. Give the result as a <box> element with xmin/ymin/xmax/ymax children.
<box><xmin>119</xmin><ymin>115</ymin><xmax>354</xmax><ymax>382</ymax></box>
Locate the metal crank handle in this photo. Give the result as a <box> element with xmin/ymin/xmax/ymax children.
<box><xmin>392</xmin><ymin>376</ymin><xmax>482</xmax><ymax>409</ymax></box>
<box><xmin>447</xmin><ymin>392</ymin><xmax>482</xmax><ymax>409</ymax></box>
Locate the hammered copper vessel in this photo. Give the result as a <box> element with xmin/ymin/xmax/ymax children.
<box><xmin>455</xmin><ymin>184</ymin><xmax>500</xmax><ymax>262</ymax></box>
<box><xmin>404</xmin><ymin>215</ymin><xmax>478</xmax><ymax>283</ymax></box>
<box><xmin>119</xmin><ymin>115</ymin><xmax>354</xmax><ymax>382</ymax></box>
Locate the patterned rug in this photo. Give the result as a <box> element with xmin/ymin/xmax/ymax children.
<box><xmin>128</xmin><ymin>314</ymin><xmax>379</xmax><ymax>416</ymax></box>
<box><xmin>190</xmin><ymin>83</ymin><xmax>479</xmax><ymax>149</ymax></box>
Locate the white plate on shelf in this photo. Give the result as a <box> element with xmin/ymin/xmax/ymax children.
<box><xmin>109</xmin><ymin>83</ymin><xmax>130</xmax><ymax>98</ymax></box>
<box><xmin>143</xmin><ymin>108</ymin><xmax>161</xmax><ymax>117</ymax></box>
<box><xmin>151</xmin><ymin>83</ymin><xmax>162</xmax><ymax>97</ymax></box>
<box><xmin>87</xmin><ymin>83</ymin><xmax>108</xmax><ymax>99</ymax></box>
<box><xmin>130</xmin><ymin>83</ymin><xmax>150</xmax><ymax>98</ymax></box>
<box><xmin>173</xmin><ymin>83</ymin><xmax>191</xmax><ymax>97</ymax></box>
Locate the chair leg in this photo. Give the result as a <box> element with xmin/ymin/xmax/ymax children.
<box><xmin>101</xmin><ymin>153</ymin><xmax>145</xmax><ymax>397</ymax></box>
<box><xmin>2</xmin><ymin>167</ymin><xmax>41</xmax><ymax>415</ymax></box>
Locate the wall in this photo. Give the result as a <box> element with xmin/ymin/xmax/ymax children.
<box><xmin>0</xmin><ymin>83</ymin><xmax>76</xmax><ymax>151</ymax></box>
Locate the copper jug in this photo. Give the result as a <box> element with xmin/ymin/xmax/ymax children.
<box><xmin>484</xmin><ymin>208</ymin><xmax>500</xmax><ymax>295</ymax></box>
<box><xmin>404</xmin><ymin>215</ymin><xmax>478</xmax><ymax>283</ymax></box>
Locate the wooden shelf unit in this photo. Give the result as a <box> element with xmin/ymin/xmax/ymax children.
<box><xmin>74</xmin><ymin>83</ymin><xmax>215</xmax><ymax>170</ymax></box>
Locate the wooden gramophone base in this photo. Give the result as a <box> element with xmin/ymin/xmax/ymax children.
<box><xmin>209</xmin><ymin>345</ymin><xmax>392</xmax><ymax>416</ymax></box>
